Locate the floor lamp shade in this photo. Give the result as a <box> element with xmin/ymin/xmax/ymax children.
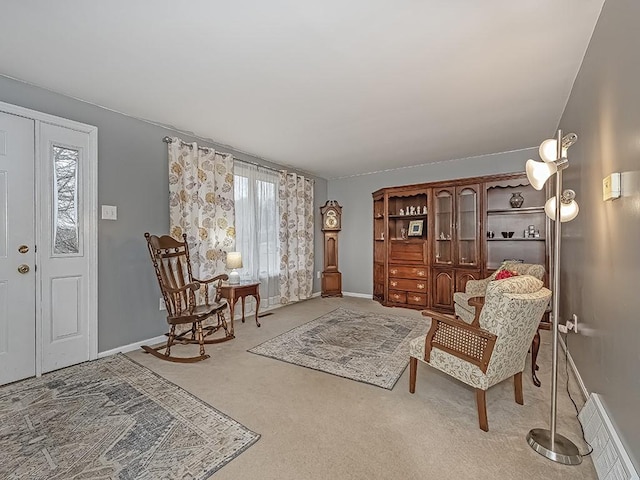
<box><xmin>526</xmin><ymin>159</ymin><xmax>557</xmax><ymax>190</ymax></box>
<box><xmin>226</xmin><ymin>252</ymin><xmax>242</xmax><ymax>284</ymax></box>
<box><xmin>545</xmin><ymin>196</ymin><xmax>579</xmax><ymax>222</ymax></box>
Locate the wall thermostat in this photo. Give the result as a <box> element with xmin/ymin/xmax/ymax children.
<box><xmin>602</xmin><ymin>172</ymin><xmax>621</xmax><ymax>201</ymax></box>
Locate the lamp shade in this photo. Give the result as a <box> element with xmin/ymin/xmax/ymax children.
<box><xmin>526</xmin><ymin>159</ymin><xmax>557</xmax><ymax>190</ymax></box>
<box><xmin>539</xmin><ymin>139</ymin><xmax>569</xmax><ymax>163</ymax></box>
<box><xmin>545</xmin><ymin>196</ymin><xmax>579</xmax><ymax>222</ymax></box>
<box><xmin>226</xmin><ymin>251</ymin><xmax>243</xmax><ymax>269</ymax></box>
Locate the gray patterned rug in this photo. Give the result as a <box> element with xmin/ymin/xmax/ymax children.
<box><xmin>0</xmin><ymin>354</ymin><xmax>259</xmax><ymax>480</ymax></box>
<box><xmin>249</xmin><ymin>308</ymin><xmax>430</xmax><ymax>389</ymax></box>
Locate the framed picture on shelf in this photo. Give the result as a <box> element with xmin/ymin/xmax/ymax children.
<box><xmin>408</xmin><ymin>220</ymin><xmax>424</xmax><ymax>236</ymax></box>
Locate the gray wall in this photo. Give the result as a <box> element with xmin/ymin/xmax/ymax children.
<box><xmin>558</xmin><ymin>0</ymin><xmax>639</xmax><ymax>468</ymax></box>
<box><xmin>0</xmin><ymin>75</ymin><xmax>327</xmax><ymax>352</ymax></box>
<box><xmin>327</xmin><ymin>148</ymin><xmax>537</xmax><ymax>295</ymax></box>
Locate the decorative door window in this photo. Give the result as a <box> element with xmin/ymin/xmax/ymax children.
<box><xmin>52</xmin><ymin>145</ymin><xmax>80</xmax><ymax>255</ymax></box>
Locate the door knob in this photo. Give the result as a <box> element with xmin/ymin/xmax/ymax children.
<box><xmin>18</xmin><ymin>245</ymin><xmax>29</xmax><ymax>254</ymax></box>
<box><xmin>17</xmin><ymin>264</ymin><xmax>30</xmax><ymax>274</ymax></box>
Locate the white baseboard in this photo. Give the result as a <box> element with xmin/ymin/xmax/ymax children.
<box><xmin>98</xmin><ymin>334</ymin><xmax>166</xmax><ymax>358</ymax></box>
<box><xmin>343</xmin><ymin>291</ymin><xmax>373</xmax><ymax>299</ymax></box>
<box><xmin>580</xmin><ymin>394</ymin><xmax>639</xmax><ymax>480</ymax></box>
<box><xmin>561</xmin><ymin>336</ymin><xmax>638</xmax><ymax>479</ymax></box>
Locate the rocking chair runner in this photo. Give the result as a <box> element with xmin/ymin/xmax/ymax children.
<box><xmin>144</xmin><ymin>233</ymin><xmax>234</xmax><ymax>363</ymax></box>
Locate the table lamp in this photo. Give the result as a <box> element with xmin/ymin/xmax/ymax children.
<box><xmin>226</xmin><ymin>252</ymin><xmax>242</xmax><ymax>285</ymax></box>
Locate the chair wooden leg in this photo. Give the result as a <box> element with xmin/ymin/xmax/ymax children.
<box><xmin>409</xmin><ymin>357</ymin><xmax>417</xmax><ymax>393</ymax></box>
<box><xmin>196</xmin><ymin>321</ymin><xmax>206</xmax><ymax>357</ymax></box>
<box><xmin>514</xmin><ymin>372</ymin><xmax>524</xmax><ymax>405</ymax></box>
<box><xmin>166</xmin><ymin>325</ymin><xmax>176</xmax><ymax>356</ymax></box>
<box><xmin>531</xmin><ymin>330</ymin><xmax>541</xmax><ymax>387</ymax></box>
<box><xmin>475</xmin><ymin>389</ymin><xmax>488</xmax><ymax>432</ymax></box>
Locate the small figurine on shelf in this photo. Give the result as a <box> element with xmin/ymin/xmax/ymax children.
<box><xmin>423</xmin><ymin>205</ymin><xmax>427</xmax><ymax>214</ymax></box>
<box><xmin>401</xmin><ymin>227</ymin><xmax>407</xmax><ymax>239</ymax></box>
<box><xmin>399</xmin><ymin>208</ymin><xmax>405</xmax><ymax>216</ymax></box>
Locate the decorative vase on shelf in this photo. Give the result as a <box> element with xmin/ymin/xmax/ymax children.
<box><xmin>509</xmin><ymin>192</ymin><xmax>524</xmax><ymax>208</ymax></box>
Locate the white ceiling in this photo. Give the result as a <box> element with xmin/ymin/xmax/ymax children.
<box><xmin>0</xmin><ymin>0</ymin><xmax>604</xmax><ymax>179</ymax></box>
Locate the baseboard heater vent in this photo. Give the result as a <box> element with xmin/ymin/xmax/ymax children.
<box><xmin>579</xmin><ymin>393</ymin><xmax>639</xmax><ymax>480</ymax></box>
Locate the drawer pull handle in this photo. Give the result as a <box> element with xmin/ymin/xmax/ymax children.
<box><xmin>391</xmin><ymin>281</ymin><xmax>397</xmax><ymax>287</ymax></box>
<box><xmin>393</xmin><ymin>294</ymin><xmax>400</xmax><ymax>300</ymax></box>
<box><xmin>413</xmin><ymin>296</ymin><xmax>421</xmax><ymax>301</ymax></box>
<box><xmin>390</xmin><ymin>269</ymin><xmax>397</xmax><ymax>274</ymax></box>
<box><xmin>417</xmin><ymin>283</ymin><xmax>425</xmax><ymax>289</ymax></box>
<box><xmin>417</xmin><ymin>271</ymin><xmax>425</xmax><ymax>276</ymax></box>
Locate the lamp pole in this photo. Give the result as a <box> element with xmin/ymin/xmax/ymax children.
<box><xmin>526</xmin><ymin>130</ymin><xmax>582</xmax><ymax>465</ymax></box>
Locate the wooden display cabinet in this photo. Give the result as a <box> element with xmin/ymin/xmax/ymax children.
<box><xmin>373</xmin><ymin>172</ymin><xmax>549</xmax><ymax>314</ymax></box>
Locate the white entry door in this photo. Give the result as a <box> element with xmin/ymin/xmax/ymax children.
<box><xmin>39</xmin><ymin>123</ymin><xmax>92</xmax><ymax>373</ymax></box>
<box><xmin>0</xmin><ymin>105</ymin><xmax>97</xmax><ymax>386</ymax></box>
<box><xmin>0</xmin><ymin>111</ymin><xmax>36</xmax><ymax>385</ymax></box>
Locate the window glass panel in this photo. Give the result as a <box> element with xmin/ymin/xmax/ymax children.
<box><xmin>53</xmin><ymin>145</ymin><xmax>79</xmax><ymax>254</ymax></box>
<box><xmin>233</xmin><ymin>162</ymin><xmax>280</xmax><ymax>308</ymax></box>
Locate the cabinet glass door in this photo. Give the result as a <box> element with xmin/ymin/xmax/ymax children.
<box><xmin>434</xmin><ymin>189</ymin><xmax>453</xmax><ymax>264</ymax></box>
<box><xmin>457</xmin><ymin>186</ymin><xmax>478</xmax><ymax>266</ymax></box>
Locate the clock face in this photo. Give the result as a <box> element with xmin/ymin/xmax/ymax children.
<box><xmin>324</xmin><ymin>210</ymin><xmax>339</xmax><ymax>229</ymax></box>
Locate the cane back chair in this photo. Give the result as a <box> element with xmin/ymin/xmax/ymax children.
<box><xmin>410</xmin><ymin>275</ymin><xmax>551</xmax><ymax>431</ymax></box>
<box><xmin>144</xmin><ymin>233</ymin><xmax>233</xmax><ymax>363</ymax></box>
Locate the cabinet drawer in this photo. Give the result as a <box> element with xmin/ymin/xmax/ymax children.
<box><xmin>407</xmin><ymin>292</ymin><xmax>427</xmax><ymax>306</ymax></box>
<box><xmin>388</xmin><ymin>278</ymin><xmax>428</xmax><ymax>293</ymax></box>
<box><xmin>388</xmin><ymin>290</ymin><xmax>407</xmax><ymax>304</ymax></box>
<box><xmin>389</xmin><ymin>265</ymin><xmax>428</xmax><ymax>279</ymax></box>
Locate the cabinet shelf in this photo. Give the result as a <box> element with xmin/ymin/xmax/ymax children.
<box><xmin>390</xmin><ymin>238</ymin><xmax>426</xmax><ymax>243</ymax></box>
<box><xmin>487</xmin><ymin>238</ymin><xmax>545</xmax><ymax>242</ymax></box>
<box><xmin>388</xmin><ymin>214</ymin><xmax>427</xmax><ymax>219</ymax></box>
<box><xmin>487</xmin><ymin>207</ymin><xmax>544</xmax><ymax>215</ymax></box>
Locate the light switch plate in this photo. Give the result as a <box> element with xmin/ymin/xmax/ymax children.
<box><xmin>603</xmin><ymin>173</ymin><xmax>621</xmax><ymax>201</ymax></box>
<box><xmin>101</xmin><ymin>205</ymin><xmax>117</xmax><ymax>220</ymax></box>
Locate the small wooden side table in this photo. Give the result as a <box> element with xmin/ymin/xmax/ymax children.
<box><xmin>219</xmin><ymin>281</ymin><xmax>261</xmax><ymax>327</ymax></box>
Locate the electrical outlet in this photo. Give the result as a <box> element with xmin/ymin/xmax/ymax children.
<box><xmin>317</xmin><ymin>271</ymin><xmax>321</xmax><ymax>279</ymax></box>
<box><xmin>159</xmin><ymin>298</ymin><xmax>166</xmax><ymax>311</ymax></box>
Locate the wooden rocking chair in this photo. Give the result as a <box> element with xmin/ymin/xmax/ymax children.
<box><xmin>144</xmin><ymin>233</ymin><xmax>234</xmax><ymax>363</ymax></box>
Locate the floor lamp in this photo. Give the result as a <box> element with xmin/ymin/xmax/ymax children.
<box><xmin>525</xmin><ymin>130</ymin><xmax>581</xmax><ymax>465</ymax></box>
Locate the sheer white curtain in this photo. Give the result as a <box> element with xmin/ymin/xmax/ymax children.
<box><xmin>234</xmin><ymin>161</ymin><xmax>280</xmax><ymax>309</ymax></box>
<box><xmin>278</xmin><ymin>171</ymin><xmax>314</xmax><ymax>304</ymax></box>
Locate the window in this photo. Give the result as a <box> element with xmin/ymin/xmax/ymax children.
<box><xmin>234</xmin><ymin>162</ymin><xmax>280</xmax><ymax>307</ymax></box>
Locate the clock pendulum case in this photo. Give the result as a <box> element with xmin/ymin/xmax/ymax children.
<box><xmin>320</xmin><ymin>200</ymin><xmax>343</xmax><ymax>297</ymax></box>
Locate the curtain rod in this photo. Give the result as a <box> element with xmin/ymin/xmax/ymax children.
<box><xmin>163</xmin><ymin>136</ymin><xmax>283</xmax><ymax>174</ymax></box>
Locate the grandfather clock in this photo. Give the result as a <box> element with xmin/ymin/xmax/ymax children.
<box><xmin>320</xmin><ymin>200</ymin><xmax>343</xmax><ymax>297</ymax></box>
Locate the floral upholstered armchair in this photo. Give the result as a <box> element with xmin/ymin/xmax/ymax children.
<box><xmin>409</xmin><ymin>275</ymin><xmax>551</xmax><ymax>431</ymax></box>
<box><xmin>453</xmin><ymin>262</ymin><xmax>545</xmax><ymax>324</ymax></box>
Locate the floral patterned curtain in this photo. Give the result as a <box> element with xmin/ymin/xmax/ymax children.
<box><xmin>168</xmin><ymin>138</ymin><xmax>235</xmax><ymax>280</ymax></box>
<box><xmin>278</xmin><ymin>171</ymin><xmax>314</xmax><ymax>303</ymax></box>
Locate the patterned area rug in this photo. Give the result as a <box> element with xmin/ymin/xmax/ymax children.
<box><xmin>249</xmin><ymin>308</ymin><xmax>430</xmax><ymax>389</ymax></box>
<box><xmin>0</xmin><ymin>354</ymin><xmax>259</xmax><ymax>480</ymax></box>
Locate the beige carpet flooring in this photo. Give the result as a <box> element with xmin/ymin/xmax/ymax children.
<box><xmin>127</xmin><ymin>296</ymin><xmax>597</xmax><ymax>480</ymax></box>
